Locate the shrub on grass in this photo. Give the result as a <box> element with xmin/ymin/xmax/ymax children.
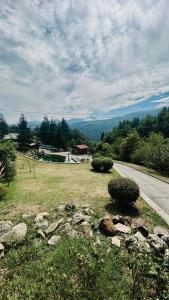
<box><xmin>0</xmin><ymin>184</ymin><xmax>6</xmax><ymax>201</ymax></box>
<box><xmin>108</xmin><ymin>178</ymin><xmax>139</xmax><ymax>206</ymax></box>
<box><xmin>91</xmin><ymin>158</ymin><xmax>113</xmax><ymax>172</ymax></box>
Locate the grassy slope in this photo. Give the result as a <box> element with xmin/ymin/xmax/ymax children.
<box><xmin>0</xmin><ymin>155</ymin><xmax>169</xmax><ymax>299</ymax></box>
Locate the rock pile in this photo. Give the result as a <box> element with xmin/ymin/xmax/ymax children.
<box><xmin>0</xmin><ymin>203</ymin><xmax>169</xmax><ymax>260</ymax></box>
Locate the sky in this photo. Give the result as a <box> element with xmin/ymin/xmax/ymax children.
<box><xmin>1</xmin><ymin>0</ymin><xmax>169</xmax><ymax>123</ymax></box>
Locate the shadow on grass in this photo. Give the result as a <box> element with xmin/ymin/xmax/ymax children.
<box><xmin>105</xmin><ymin>201</ymin><xmax>140</xmax><ymax>217</ymax></box>
<box><xmin>90</xmin><ymin>169</ymin><xmax>112</xmax><ymax>174</ymax></box>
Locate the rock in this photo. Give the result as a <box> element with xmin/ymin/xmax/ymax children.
<box><xmin>99</xmin><ymin>217</ymin><xmax>116</xmax><ymax>236</ymax></box>
<box><xmin>125</xmin><ymin>235</ymin><xmax>150</xmax><ymax>253</ymax></box>
<box><xmin>149</xmin><ymin>234</ymin><xmax>167</xmax><ymax>254</ymax></box>
<box><xmin>81</xmin><ymin>224</ymin><xmax>93</xmax><ymax>238</ymax></box>
<box><xmin>111</xmin><ymin>236</ymin><xmax>121</xmax><ymax>247</ymax></box>
<box><xmin>63</xmin><ymin>223</ymin><xmax>78</xmax><ymax>239</ymax></box>
<box><xmin>22</xmin><ymin>212</ymin><xmax>33</xmax><ymax>220</ymax></box>
<box><xmin>112</xmin><ymin>215</ymin><xmax>131</xmax><ymax>226</ymax></box>
<box><xmin>132</xmin><ymin>218</ymin><xmax>149</xmax><ymax>237</ymax></box>
<box><xmin>37</xmin><ymin>229</ymin><xmax>45</xmax><ymax>239</ymax></box>
<box><xmin>134</xmin><ymin>231</ymin><xmax>146</xmax><ymax>242</ymax></box>
<box><xmin>0</xmin><ymin>223</ymin><xmax>27</xmax><ymax>244</ymax></box>
<box><xmin>48</xmin><ymin>235</ymin><xmax>61</xmax><ymax>246</ymax></box>
<box><xmin>73</xmin><ymin>212</ymin><xmax>85</xmax><ymax>224</ymax></box>
<box><xmin>161</xmin><ymin>235</ymin><xmax>169</xmax><ymax>247</ymax></box>
<box><xmin>0</xmin><ymin>221</ymin><xmax>13</xmax><ymax>237</ymax></box>
<box><xmin>164</xmin><ymin>249</ymin><xmax>169</xmax><ymax>266</ymax></box>
<box><xmin>114</xmin><ymin>223</ymin><xmax>131</xmax><ymax>234</ymax></box>
<box><xmin>83</xmin><ymin>215</ymin><xmax>92</xmax><ymax>222</ymax></box>
<box><xmin>34</xmin><ymin>212</ymin><xmax>49</xmax><ymax>223</ymax></box>
<box><xmin>153</xmin><ymin>226</ymin><xmax>169</xmax><ymax>237</ymax></box>
<box><xmin>0</xmin><ymin>243</ymin><xmax>4</xmax><ymax>259</ymax></box>
<box><xmin>45</xmin><ymin>219</ymin><xmax>63</xmax><ymax>235</ymax></box>
<box><xmin>34</xmin><ymin>219</ymin><xmax>48</xmax><ymax>230</ymax></box>
<box><xmin>95</xmin><ymin>236</ymin><xmax>101</xmax><ymax>246</ymax></box>
<box><xmin>57</xmin><ymin>205</ymin><xmax>65</xmax><ymax>211</ymax></box>
<box><xmin>65</xmin><ymin>203</ymin><xmax>76</xmax><ymax>211</ymax></box>
<box><xmin>91</xmin><ymin>220</ymin><xmax>100</xmax><ymax>231</ymax></box>
<box><xmin>67</xmin><ymin>218</ymin><xmax>72</xmax><ymax>223</ymax></box>
<box><xmin>83</xmin><ymin>208</ymin><xmax>94</xmax><ymax>216</ymax></box>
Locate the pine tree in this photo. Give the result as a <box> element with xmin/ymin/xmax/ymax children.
<box><xmin>0</xmin><ymin>114</ymin><xmax>8</xmax><ymax>139</ymax></box>
<box><xmin>38</xmin><ymin>115</ymin><xmax>50</xmax><ymax>145</ymax></box>
<box><xmin>18</xmin><ymin>113</ymin><xmax>31</xmax><ymax>151</ymax></box>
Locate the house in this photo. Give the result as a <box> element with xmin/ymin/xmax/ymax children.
<box><xmin>29</xmin><ymin>141</ymin><xmax>41</xmax><ymax>150</ymax></box>
<box><xmin>72</xmin><ymin>144</ymin><xmax>89</xmax><ymax>155</ymax></box>
<box><xmin>3</xmin><ymin>133</ymin><xmax>18</xmax><ymax>141</ymax></box>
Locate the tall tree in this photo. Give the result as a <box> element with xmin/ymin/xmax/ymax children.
<box><xmin>38</xmin><ymin>115</ymin><xmax>50</xmax><ymax>145</ymax></box>
<box><xmin>18</xmin><ymin>113</ymin><xmax>31</xmax><ymax>151</ymax></box>
<box><xmin>0</xmin><ymin>114</ymin><xmax>8</xmax><ymax>139</ymax></box>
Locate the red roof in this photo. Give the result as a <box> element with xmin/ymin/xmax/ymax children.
<box><xmin>74</xmin><ymin>144</ymin><xmax>89</xmax><ymax>150</ymax></box>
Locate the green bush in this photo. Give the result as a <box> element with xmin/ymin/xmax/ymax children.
<box><xmin>0</xmin><ymin>184</ymin><xmax>6</xmax><ymax>201</ymax></box>
<box><xmin>91</xmin><ymin>158</ymin><xmax>113</xmax><ymax>172</ymax></box>
<box><xmin>108</xmin><ymin>178</ymin><xmax>139</xmax><ymax>206</ymax></box>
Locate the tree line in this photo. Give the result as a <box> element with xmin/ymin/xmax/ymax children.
<box><xmin>0</xmin><ymin>113</ymin><xmax>88</xmax><ymax>151</ymax></box>
<box><xmin>91</xmin><ymin>107</ymin><xmax>169</xmax><ymax>175</ymax></box>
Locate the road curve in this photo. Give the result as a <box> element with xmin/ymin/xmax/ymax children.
<box><xmin>114</xmin><ymin>163</ymin><xmax>169</xmax><ymax>224</ymax></box>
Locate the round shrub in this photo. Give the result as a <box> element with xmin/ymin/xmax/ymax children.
<box><xmin>108</xmin><ymin>178</ymin><xmax>139</xmax><ymax>206</ymax></box>
<box><xmin>0</xmin><ymin>184</ymin><xmax>6</xmax><ymax>201</ymax></box>
<box><xmin>91</xmin><ymin>158</ymin><xmax>113</xmax><ymax>172</ymax></box>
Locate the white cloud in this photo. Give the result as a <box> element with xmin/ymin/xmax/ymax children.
<box><xmin>0</xmin><ymin>0</ymin><xmax>169</xmax><ymax>122</ymax></box>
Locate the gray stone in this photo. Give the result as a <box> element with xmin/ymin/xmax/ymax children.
<box><xmin>81</xmin><ymin>224</ymin><xmax>93</xmax><ymax>238</ymax></box>
<box><xmin>0</xmin><ymin>221</ymin><xmax>13</xmax><ymax>237</ymax></box>
<box><xmin>125</xmin><ymin>235</ymin><xmax>150</xmax><ymax>253</ymax></box>
<box><xmin>37</xmin><ymin>229</ymin><xmax>45</xmax><ymax>239</ymax></box>
<box><xmin>134</xmin><ymin>231</ymin><xmax>146</xmax><ymax>242</ymax></box>
<box><xmin>22</xmin><ymin>212</ymin><xmax>33</xmax><ymax>220</ymax></box>
<box><xmin>91</xmin><ymin>220</ymin><xmax>100</xmax><ymax>231</ymax></box>
<box><xmin>63</xmin><ymin>223</ymin><xmax>78</xmax><ymax>239</ymax></box>
<box><xmin>161</xmin><ymin>235</ymin><xmax>169</xmax><ymax>247</ymax></box>
<box><xmin>73</xmin><ymin>212</ymin><xmax>85</xmax><ymax>224</ymax></box>
<box><xmin>132</xmin><ymin>218</ymin><xmax>149</xmax><ymax>237</ymax></box>
<box><xmin>0</xmin><ymin>223</ymin><xmax>27</xmax><ymax>244</ymax></box>
<box><xmin>34</xmin><ymin>219</ymin><xmax>48</xmax><ymax>230</ymax></box>
<box><xmin>0</xmin><ymin>243</ymin><xmax>4</xmax><ymax>259</ymax></box>
<box><xmin>114</xmin><ymin>223</ymin><xmax>131</xmax><ymax>234</ymax></box>
<box><xmin>149</xmin><ymin>234</ymin><xmax>167</xmax><ymax>253</ymax></box>
<box><xmin>34</xmin><ymin>212</ymin><xmax>49</xmax><ymax>223</ymax></box>
<box><xmin>164</xmin><ymin>249</ymin><xmax>169</xmax><ymax>266</ymax></box>
<box><xmin>83</xmin><ymin>208</ymin><xmax>94</xmax><ymax>216</ymax></box>
<box><xmin>45</xmin><ymin>219</ymin><xmax>63</xmax><ymax>235</ymax></box>
<box><xmin>65</xmin><ymin>203</ymin><xmax>76</xmax><ymax>211</ymax></box>
<box><xmin>153</xmin><ymin>226</ymin><xmax>169</xmax><ymax>237</ymax></box>
<box><xmin>111</xmin><ymin>236</ymin><xmax>121</xmax><ymax>247</ymax></box>
<box><xmin>48</xmin><ymin>235</ymin><xmax>61</xmax><ymax>246</ymax></box>
<box><xmin>95</xmin><ymin>236</ymin><xmax>101</xmax><ymax>246</ymax></box>
<box><xmin>57</xmin><ymin>205</ymin><xmax>65</xmax><ymax>211</ymax></box>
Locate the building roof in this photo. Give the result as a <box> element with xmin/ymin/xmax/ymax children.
<box><xmin>74</xmin><ymin>144</ymin><xmax>89</xmax><ymax>150</ymax></box>
<box><xmin>3</xmin><ymin>133</ymin><xmax>18</xmax><ymax>140</ymax></box>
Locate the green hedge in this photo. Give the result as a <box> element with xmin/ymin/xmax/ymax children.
<box><xmin>91</xmin><ymin>158</ymin><xmax>113</xmax><ymax>172</ymax></box>
<box><xmin>108</xmin><ymin>178</ymin><xmax>139</xmax><ymax>206</ymax></box>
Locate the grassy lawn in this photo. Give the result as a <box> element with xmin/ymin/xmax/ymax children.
<box><xmin>0</xmin><ymin>155</ymin><xmax>169</xmax><ymax>299</ymax></box>
<box><xmin>0</xmin><ymin>155</ymin><xmax>168</xmax><ymax>229</ymax></box>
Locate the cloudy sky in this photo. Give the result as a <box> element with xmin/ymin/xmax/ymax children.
<box><xmin>0</xmin><ymin>0</ymin><xmax>169</xmax><ymax>123</ymax></box>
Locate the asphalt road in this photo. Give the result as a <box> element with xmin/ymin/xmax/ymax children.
<box><xmin>114</xmin><ymin>163</ymin><xmax>169</xmax><ymax>223</ymax></box>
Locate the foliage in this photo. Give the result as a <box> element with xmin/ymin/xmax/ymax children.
<box><xmin>0</xmin><ymin>114</ymin><xmax>8</xmax><ymax>139</ymax></box>
<box><xmin>108</xmin><ymin>178</ymin><xmax>140</xmax><ymax>206</ymax></box>
<box><xmin>18</xmin><ymin>113</ymin><xmax>31</xmax><ymax>151</ymax></box>
<box><xmin>0</xmin><ymin>141</ymin><xmax>16</xmax><ymax>182</ymax></box>
<box><xmin>38</xmin><ymin>116</ymin><xmax>88</xmax><ymax>151</ymax></box>
<box><xmin>0</xmin><ymin>183</ymin><xmax>6</xmax><ymax>201</ymax></box>
<box><xmin>119</xmin><ymin>131</ymin><xmax>140</xmax><ymax>162</ymax></box>
<box><xmin>91</xmin><ymin>157</ymin><xmax>113</xmax><ymax>172</ymax></box>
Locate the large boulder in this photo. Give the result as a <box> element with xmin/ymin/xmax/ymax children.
<box><xmin>153</xmin><ymin>226</ymin><xmax>169</xmax><ymax>237</ymax></box>
<box><xmin>0</xmin><ymin>221</ymin><xmax>13</xmax><ymax>237</ymax></box>
<box><xmin>99</xmin><ymin>217</ymin><xmax>116</xmax><ymax>236</ymax></box>
<box><xmin>45</xmin><ymin>219</ymin><xmax>63</xmax><ymax>235</ymax></box>
<box><xmin>114</xmin><ymin>223</ymin><xmax>131</xmax><ymax>234</ymax></box>
<box><xmin>0</xmin><ymin>223</ymin><xmax>27</xmax><ymax>244</ymax></box>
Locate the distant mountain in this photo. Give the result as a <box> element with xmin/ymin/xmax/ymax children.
<box><xmin>71</xmin><ymin>109</ymin><xmax>161</xmax><ymax>140</ymax></box>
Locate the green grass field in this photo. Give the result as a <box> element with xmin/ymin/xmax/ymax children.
<box><xmin>0</xmin><ymin>155</ymin><xmax>169</xmax><ymax>299</ymax></box>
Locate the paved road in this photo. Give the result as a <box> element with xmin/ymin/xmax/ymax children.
<box><xmin>114</xmin><ymin>163</ymin><xmax>169</xmax><ymax>224</ymax></box>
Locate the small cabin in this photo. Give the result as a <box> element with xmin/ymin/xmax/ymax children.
<box><xmin>29</xmin><ymin>141</ymin><xmax>41</xmax><ymax>150</ymax></box>
<box><xmin>72</xmin><ymin>144</ymin><xmax>89</xmax><ymax>155</ymax></box>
